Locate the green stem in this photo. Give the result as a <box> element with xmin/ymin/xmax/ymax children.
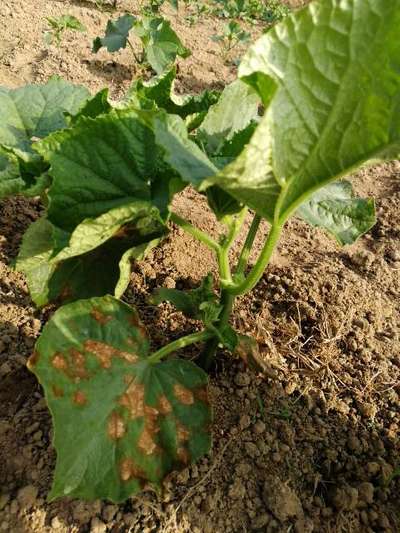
<box><xmin>235</xmin><ymin>213</ymin><xmax>261</xmax><ymax>276</ymax></box>
<box><xmin>227</xmin><ymin>221</ymin><xmax>283</xmax><ymax>296</ymax></box>
<box><xmin>148</xmin><ymin>330</ymin><xmax>214</xmax><ymax>364</ymax></box>
<box><xmin>170</xmin><ymin>212</ymin><xmax>221</xmax><ymax>253</ymax></box>
<box><xmin>217</xmin><ymin>208</ymin><xmax>247</xmax><ymax>284</ymax></box>
<box><xmin>127</xmin><ymin>38</ymin><xmax>142</xmax><ymax>64</ymax></box>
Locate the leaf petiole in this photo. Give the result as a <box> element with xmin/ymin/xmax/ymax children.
<box><xmin>170</xmin><ymin>212</ymin><xmax>221</xmax><ymax>253</ymax></box>
<box><xmin>148</xmin><ymin>330</ymin><xmax>214</xmax><ymax>363</ymax></box>
<box><xmin>227</xmin><ymin>221</ymin><xmax>283</xmax><ymax>296</ymax></box>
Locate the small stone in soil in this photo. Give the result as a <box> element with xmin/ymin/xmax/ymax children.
<box><xmin>90</xmin><ymin>517</ymin><xmax>107</xmax><ymax>533</ymax></box>
<box><xmin>16</xmin><ymin>485</ymin><xmax>38</xmax><ymax>509</ymax></box>
<box><xmin>234</xmin><ymin>372</ymin><xmax>251</xmax><ymax>387</ymax></box>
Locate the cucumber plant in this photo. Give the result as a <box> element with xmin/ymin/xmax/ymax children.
<box><xmin>93</xmin><ymin>13</ymin><xmax>190</xmax><ymax>74</ymax></box>
<box><xmin>1</xmin><ymin>0</ymin><xmax>399</xmax><ymax>502</ymax></box>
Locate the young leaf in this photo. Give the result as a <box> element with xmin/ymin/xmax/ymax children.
<box><xmin>93</xmin><ymin>14</ymin><xmax>136</xmax><ymax>53</ymax></box>
<box><xmin>29</xmin><ymin>296</ymin><xmax>212</xmax><ymax>501</ymax></box>
<box><xmin>297</xmin><ymin>181</ymin><xmax>376</xmax><ymax>245</ymax></box>
<box><xmin>205</xmin><ymin>0</ymin><xmax>400</xmax><ymax>234</ymax></box>
<box><xmin>133</xmin><ymin>17</ymin><xmax>191</xmax><ymax>74</ymax></box>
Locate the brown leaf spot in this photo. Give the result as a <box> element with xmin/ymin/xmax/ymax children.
<box><xmin>108</xmin><ymin>411</ymin><xmax>126</xmax><ymax>440</ymax></box>
<box><xmin>52</xmin><ymin>385</ymin><xmax>64</xmax><ymax>398</ymax></box>
<box><xmin>177</xmin><ymin>447</ymin><xmax>190</xmax><ymax>465</ymax></box>
<box><xmin>91</xmin><ymin>308</ymin><xmax>112</xmax><ymax>325</ymax></box>
<box><xmin>69</xmin><ymin>349</ymin><xmax>89</xmax><ymax>379</ymax></box>
<box><xmin>158</xmin><ymin>395</ymin><xmax>172</xmax><ymax>415</ymax></box>
<box><xmin>52</xmin><ymin>354</ymin><xmax>68</xmax><ymax>371</ymax></box>
<box><xmin>83</xmin><ymin>340</ymin><xmax>138</xmax><ymax>369</ymax></box>
<box><xmin>27</xmin><ymin>351</ymin><xmax>39</xmax><ymax>369</ymax></box>
<box><xmin>138</xmin><ymin>425</ymin><xmax>160</xmax><ymax>456</ymax></box>
<box><xmin>173</xmin><ymin>384</ymin><xmax>194</xmax><ymax>405</ymax></box>
<box><xmin>119</xmin><ymin>457</ymin><xmax>147</xmax><ymax>482</ymax></box>
<box><xmin>194</xmin><ymin>386</ymin><xmax>209</xmax><ymax>404</ymax></box>
<box><xmin>73</xmin><ymin>390</ymin><xmax>87</xmax><ymax>406</ymax></box>
<box><xmin>119</xmin><ymin>382</ymin><xmax>145</xmax><ymax>418</ymax></box>
<box><xmin>176</xmin><ymin>422</ymin><xmax>190</xmax><ymax>443</ymax></box>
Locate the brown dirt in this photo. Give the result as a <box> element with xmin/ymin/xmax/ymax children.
<box><xmin>0</xmin><ymin>1</ymin><xmax>399</xmax><ymax>533</ymax></box>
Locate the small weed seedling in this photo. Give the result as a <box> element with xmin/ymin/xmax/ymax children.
<box><xmin>43</xmin><ymin>15</ymin><xmax>86</xmax><ymax>46</ymax></box>
<box><xmin>93</xmin><ymin>13</ymin><xmax>190</xmax><ymax>74</ymax></box>
<box><xmin>212</xmin><ymin>21</ymin><xmax>251</xmax><ymax>62</ymax></box>
<box><xmin>0</xmin><ymin>0</ymin><xmax>398</xmax><ymax>503</ymax></box>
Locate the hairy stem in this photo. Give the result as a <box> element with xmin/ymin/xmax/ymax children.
<box><xmin>170</xmin><ymin>212</ymin><xmax>221</xmax><ymax>253</ymax></box>
<box><xmin>227</xmin><ymin>221</ymin><xmax>283</xmax><ymax>296</ymax></box>
<box><xmin>148</xmin><ymin>330</ymin><xmax>214</xmax><ymax>364</ymax></box>
<box><xmin>235</xmin><ymin>213</ymin><xmax>261</xmax><ymax>276</ymax></box>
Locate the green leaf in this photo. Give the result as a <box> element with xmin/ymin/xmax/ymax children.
<box><xmin>47</xmin><ymin>15</ymin><xmax>86</xmax><ymax>33</ymax></box>
<box><xmin>133</xmin><ymin>17</ymin><xmax>191</xmax><ymax>74</ymax></box>
<box><xmin>197</xmin><ymin>79</ymin><xmax>260</xmax><ymax>155</ymax></box>
<box><xmin>15</xmin><ymin>218</ymin><xmax>55</xmax><ymax>307</ymax></box>
<box><xmin>0</xmin><ymin>149</ymin><xmax>24</xmax><ymax>198</ymax></box>
<box><xmin>153</xmin><ymin>113</ymin><xmax>217</xmax><ymax>188</ymax></box>
<box><xmin>125</xmin><ymin>67</ymin><xmax>220</xmax><ymax>118</ymax></box>
<box><xmin>0</xmin><ymin>78</ymin><xmax>90</xmax><ymax>156</ymax></box>
<box><xmin>35</xmin><ymin>109</ymin><xmax>170</xmax><ymax>231</ymax></box>
<box><xmin>68</xmin><ymin>89</ymin><xmax>112</xmax><ymax>124</ymax></box>
<box><xmin>206</xmin><ymin>0</ymin><xmax>400</xmax><ymax>230</ymax></box>
<box><xmin>0</xmin><ymin>79</ymin><xmax>90</xmax><ymax>197</ymax></box>
<box><xmin>297</xmin><ymin>181</ymin><xmax>376</xmax><ymax>245</ymax></box>
<box><xmin>93</xmin><ymin>14</ymin><xmax>136</xmax><ymax>53</ymax></box>
<box><xmin>16</xmin><ymin>203</ymin><xmax>166</xmax><ymax>306</ymax></box>
<box><xmin>29</xmin><ymin>296</ymin><xmax>212</xmax><ymax>501</ymax></box>
<box><xmin>150</xmin><ymin>274</ymin><xmax>220</xmax><ymax>323</ymax></box>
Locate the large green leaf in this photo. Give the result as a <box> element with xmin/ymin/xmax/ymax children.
<box><xmin>35</xmin><ymin>109</ymin><xmax>170</xmax><ymax>231</ymax></box>
<box><xmin>0</xmin><ymin>79</ymin><xmax>90</xmax><ymax>198</ymax></box>
<box><xmin>16</xmin><ymin>203</ymin><xmax>166</xmax><ymax>306</ymax></box>
<box><xmin>0</xmin><ymin>78</ymin><xmax>90</xmax><ymax>156</ymax></box>
<box><xmin>133</xmin><ymin>17</ymin><xmax>191</xmax><ymax>75</ymax></box>
<box><xmin>297</xmin><ymin>181</ymin><xmax>376</xmax><ymax>245</ymax></box>
<box><xmin>205</xmin><ymin>0</ymin><xmax>400</xmax><ymax>229</ymax></box>
<box><xmin>29</xmin><ymin>296</ymin><xmax>211</xmax><ymax>501</ymax></box>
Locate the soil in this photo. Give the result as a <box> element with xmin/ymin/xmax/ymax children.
<box><xmin>0</xmin><ymin>1</ymin><xmax>399</xmax><ymax>533</ymax></box>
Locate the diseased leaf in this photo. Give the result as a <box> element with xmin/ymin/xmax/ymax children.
<box><xmin>297</xmin><ymin>181</ymin><xmax>376</xmax><ymax>245</ymax></box>
<box><xmin>205</xmin><ymin>0</ymin><xmax>400</xmax><ymax>231</ymax></box>
<box><xmin>29</xmin><ymin>296</ymin><xmax>212</xmax><ymax>501</ymax></box>
<box><xmin>93</xmin><ymin>14</ymin><xmax>136</xmax><ymax>53</ymax></box>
